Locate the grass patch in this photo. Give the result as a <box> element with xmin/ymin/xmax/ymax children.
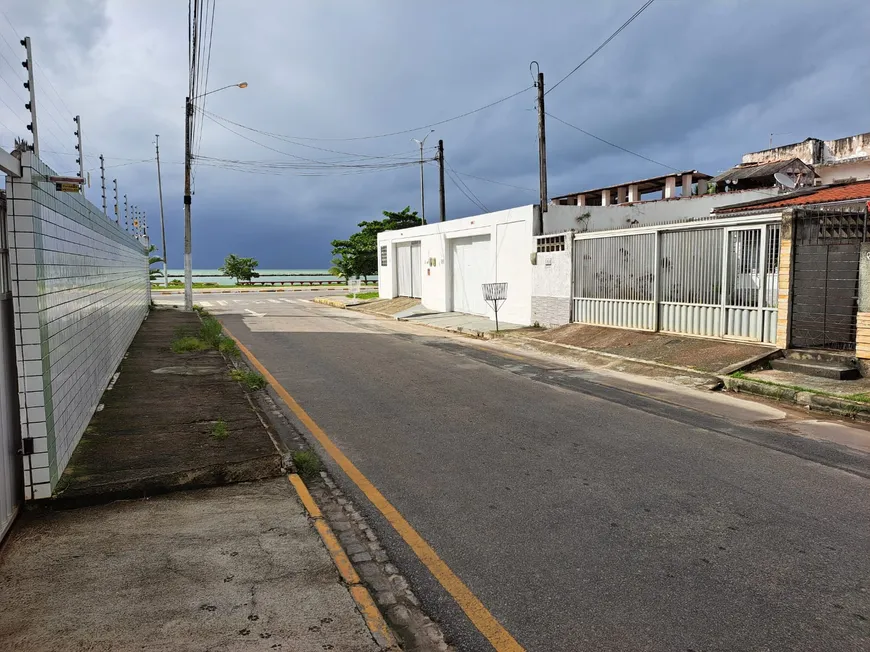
<box><xmin>842</xmin><ymin>393</ymin><xmax>870</xmax><ymax>404</ymax></box>
<box><xmin>347</xmin><ymin>291</ymin><xmax>379</xmax><ymax>300</ymax></box>
<box><xmin>292</xmin><ymin>450</ymin><xmax>322</xmax><ymax>479</ymax></box>
<box><xmin>171</xmin><ymin>336</ymin><xmax>209</xmax><ymax>353</ymax></box>
<box><xmin>218</xmin><ymin>337</ymin><xmax>240</xmax><ymax>358</ymax></box>
<box><xmin>230</xmin><ymin>368</ymin><xmax>267</xmax><ymax>390</ymax></box>
<box><xmin>211</xmin><ymin>419</ymin><xmax>229</xmax><ymax>440</ymax></box>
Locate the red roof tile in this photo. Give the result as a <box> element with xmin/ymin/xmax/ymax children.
<box><xmin>715</xmin><ymin>181</ymin><xmax>870</xmax><ymax>213</ymax></box>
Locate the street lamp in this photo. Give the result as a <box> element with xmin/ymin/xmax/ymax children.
<box><xmin>412</xmin><ymin>130</ymin><xmax>434</xmax><ymax>225</ymax></box>
<box><xmin>183</xmin><ymin>81</ymin><xmax>248</xmax><ymax>311</ymax></box>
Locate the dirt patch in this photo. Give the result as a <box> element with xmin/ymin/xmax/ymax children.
<box><xmin>530</xmin><ymin>324</ymin><xmax>775</xmax><ymax>373</ymax></box>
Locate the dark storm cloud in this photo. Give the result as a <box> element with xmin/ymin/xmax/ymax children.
<box><xmin>1</xmin><ymin>0</ymin><xmax>867</xmax><ymax>267</ymax></box>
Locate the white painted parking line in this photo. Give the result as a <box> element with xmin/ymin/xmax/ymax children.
<box><xmin>217</xmin><ymin>300</ymin><xmax>228</xmax><ymax>306</ymax></box>
<box><xmin>280</xmin><ymin>298</ymin><xmax>296</xmax><ymax>304</ymax></box>
<box><xmin>267</xmin><ymin>299</ymin><xmax>280</xmax><ymax>304</ymax></box>
<box><xmin>199</xmin><ymin>301</ymin><xmax>212</xmax><ymax>307</ymax></box>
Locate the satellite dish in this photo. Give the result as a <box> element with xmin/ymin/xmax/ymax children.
<box><xmin>774</xmin><ymin>172</ymin><xmax>797</xmax><ymax>189</ymax></box>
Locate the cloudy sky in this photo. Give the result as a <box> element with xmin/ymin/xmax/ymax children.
<box><xmin>1</xmin><ymin>0</ymin><xmax>868</xmax><ymax>268</ymax></box>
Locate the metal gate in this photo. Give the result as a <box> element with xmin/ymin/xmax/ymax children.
<box><xmin>790</xmin><ymin>205</ymin><xmax>868</xmax><ymax>350</ymax></box>
<box><xmin>0</xmin><ymin>195</ymin><xmax>21</xmax><ymax>540</ymax></box>
<box><xmin>573</xmin><ymin>216</ymin><xmax>780</xmax><ymax>343</ymax></box>
<box><xmin>396</xmin><ymin>241</ymin><xmax>422</xmax><ymax>298</ymax></box>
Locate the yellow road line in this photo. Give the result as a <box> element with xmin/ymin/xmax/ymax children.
<box><xmin>350</xmin><ymin>585</ymin><xmax>399</xmax><ymax>649</ymax></box>
<box><xmin>289</xmin><ymin>473</ymin><xmax>322</xmax><ymax>518</ymax></box>
<box><xmin>313</xmin><ymin>518</ymin><xmax>361</xmax><ymax>585</ymax></box>
<box><xmin>223</xmin><ymin>324</ymin><xmax>525</xmax><ymax>652</ymax></box>
<box><xmin>288</xmin><ymin>473</ymin><xmax>396</xmax><ymax>647</ymax></box>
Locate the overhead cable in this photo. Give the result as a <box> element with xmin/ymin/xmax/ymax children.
<box><xmin>546</xmin><ymin>0</ymin><xmax>656</xmax><ymax>96</ymax></box>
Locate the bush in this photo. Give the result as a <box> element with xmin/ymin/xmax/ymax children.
<box><xmin>292</xmin><ymin>450</ymin><xmax>322</xmax><ymax>479</ymax></box>
<box><xmin>230</xmin><ymin>368</ymin><xmax>267</xmax><ymax>390</ymax></box>
<box><xmin>171</xmin><ymin>336</ymin><xmax>209</xmax><ymax>353</ymax></box>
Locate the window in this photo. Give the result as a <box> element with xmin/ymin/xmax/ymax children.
<box><xmin>380</xmin><ymin>245</ymin><xmax>388</xmax><ymax>267</ymax></box>
<box><xmin>536</xmin><ymin>235</ymin><xmax>566</xmax><ymax>253</ymax></box>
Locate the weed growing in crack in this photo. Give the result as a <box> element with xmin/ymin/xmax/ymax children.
<box><xmin>230</xmin><ymin>368</ymin><xmax>267</xmax><ymax>390</ymax></box>
<box><xmin>219</xmin><ymin>337</ymin><xmax>241</xmax><ymax>358</ymax></box>
<box><xmin>292</xmin><ymin>450</ymin><xmax>322</xmax><ymax>479</ymax></box>
<box><xmin>212</xmin><ymin>419</ymin><xmax>229</xmax><ymax>440</ymax></box>
<box><xmin>171</xmin><ymin>336</ymin><xmax>210</xmax><ymax>353</ymax></box>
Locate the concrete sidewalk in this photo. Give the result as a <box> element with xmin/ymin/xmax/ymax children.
<box><xmin>53</xmin><ymin>308</ymin><xmax>283</xmax><ymax>506</ymax></box>
<box><xmin>0</xmin><ymin>307</ymin><xmax>389</xmax><ymax>651</ymax></box>
<box><xmin>0</xmin><ymin>480</ymin><xmax>380</xmax><ymax>652</ymax></box>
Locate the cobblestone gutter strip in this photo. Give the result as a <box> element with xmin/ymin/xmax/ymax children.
<box><xmin>296</xmin><ymin>472</ymin><xmax>454</xmax><ymax>652</ymax></box>
<box><xmin>722</xmin><ymin>376</ymin><xmax>870</xmax><ymax>421</ymax></box>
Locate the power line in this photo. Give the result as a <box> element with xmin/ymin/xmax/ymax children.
<box><xmin>446</xmin><ymin>161</ymin><xmax>489</xmax><ymax>212</ymax></box>
<box><xmin>449</xmin><ymin>169</ymin><xmax>537</xmax><ymax>193</ymax></box>
<box><xmin>204</xmin><ymin>85</ymin><xmax>534</xmax><ymax>143</ymax></box>
<box><xmin>199</xmin><ymin>108</ymin><xmax>437</xmax><ymax>161</ymax></box>
<box><xmin>546</xmin><ymin>0</ymin><xmax>656</xmax><ymax>96</ymax></box>
<box><xmin>546</xmin><ymin>111</ymin><xmax>679</xmax><ymax>172</ymax></box>
<box><xmin>445</xmin><ymin>167</ymin><xmax>487</xmax><ymax>213</ymax></box>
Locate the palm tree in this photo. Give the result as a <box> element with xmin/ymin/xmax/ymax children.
<box><xmin>328</xmin><ymin>255</ymin><xmax>354</xmax><ymax>283</ymax></box>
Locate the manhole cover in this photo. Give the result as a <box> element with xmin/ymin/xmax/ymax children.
<box><xmin>152</xmin><ymin>366</ymin><xmax>223</xmax><ymax>376</ymax></box>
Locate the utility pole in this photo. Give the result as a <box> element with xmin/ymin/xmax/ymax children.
<box><xmin>74</xmin><ymin>115</ymin><xmax>84</xmax><ymax>193</ymax></box>
<box><xmin>99</xmin><ymin>154</ymin><xmax>107</xmax><ymax>215</ymax></box>
<box><xmin>155</xmin><ymin>134</ymin><xmax>168</xmax><ymax>287</ymax></box>
<box><xmin>536</xmin><ymin>71</ymin><xmax>548</xmax><ymax>213</ymax></box>
<box><xmin>412</xmin><ymin>130</ymin><xmax>433</xmax><ymax>225</ymax></box>
<box><xmin>113</xmin><ymin>179</ymin><xmax>119</xmax><ymax>222</ymax></box>
<box><xmin>21</xmin><ymin>37</ymin><xmax>39</xmax><ymax>156</ymax></box>
<box><xmin>183</xmin><ymin>96</ymin><xmax>193</xmax><ymax>311</ymax></box>
<box><xmin>437</xmin><ymin>139</ymin><xmax>446</xmax><ymax>222</ymax></box>
<box><xmin>124</xmin><ymin>194</ymin><xmax>128</xmax><ymax>231</ymax></box>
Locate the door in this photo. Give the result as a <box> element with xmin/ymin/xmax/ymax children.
<box><xmin>0</xmin><ymin>201</ymin><xmax>21</xmax><ymax>541</ymax></box>
<box><xmin>722</xmin><ymin>226</ymin><xmax>766</xmax><ymax>340</ymax></box>
<box><xmin>396</xmin><ymin>241</ymin><xmax>422</xmax><ymax>298</ymax></box>
<box><xmin>450</xmin><ymin>235</ymin><xmax>491</xmax><ymax>316</ymax></box>
<box><xmin>790</xmin><ymin>207</ymin><xmax>866</xmax><ymax>350</ymax></box>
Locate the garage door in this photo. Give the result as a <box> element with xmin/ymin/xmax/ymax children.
<box><xmin>396</xmin><ymin>242</ymin><xmax>422</xmax><ymax>298</ymax></box>
<box><xmin>451</xmin><ymin>235</ymin><xmax>491</xmax><ymax>316</ymax></box>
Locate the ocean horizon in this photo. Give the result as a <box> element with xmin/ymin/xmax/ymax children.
<box><xmin>159</xmin><ymin>269</ymin><xmax>377</xmax><ymax>285</ymax></box>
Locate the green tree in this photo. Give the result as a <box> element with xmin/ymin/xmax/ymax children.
<box><xmin>147</xmin><ymin>244</ymin><xmax>164</xmax><ymax>282</ymax></box>
<box><xmin>220</xmin><ymin>254</ymin><xmax>260</xmax><ymax>283</ymax></box>
<box><xmin>329</xmin><ymin>207</ymin><xmax>422</xmax><ymax>282</ymax></box>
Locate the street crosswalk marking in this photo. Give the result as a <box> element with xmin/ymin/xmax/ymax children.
<box><xmin>280</xmin><ymin>298</ymin><xmax>296</xmax><ymax>304</ymax></box>
<box><xmin>268</xmin><ymin>299</ymin><xmax>280</xmax><ymax>303</ymax></box>
<box><xmin>199</xmin><ymin>301</ymin><xmax>212</xmax><ymax>307</ymax></box>
<box><xmin>217</xmin><ymin>300</ymin><xmax>228</xmax><ymax>306</ymax></box>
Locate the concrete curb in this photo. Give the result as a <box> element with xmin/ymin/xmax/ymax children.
<box><xmin>288</xmin><ymin>473</ymin><xmax>398</xmax><ymax>650</ymax></box>
<box><xmin>721</xmin><ymin>376</ymin><xmax>870</xmax><ymax>421</ymax></box>
<box><xmin>716</xmin><ymin>348</ymin><xmax>783</xmax><ymax>376</ymax></box>
<box><xmin>153</xmin><ymin>286</ymin><xmax>377</xmax><ymax>295</ymax></box>
<box><xmin>51</xmin><ymin>454</ymin><xmax>284</xmax><ymax>509</ymax></box>
<box><xmin>313</xmin><ymin>297</ymin><xmax>350</xmax><ymax>309</ymax></box>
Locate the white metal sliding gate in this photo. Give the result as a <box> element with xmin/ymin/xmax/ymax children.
<box><xmin>0</xmin><ymin>197</ymin><xmax>21</xmax><ymax>540</ymax></box>
<box><xmin>573</xmin><ymin>216</ymin><xmax>781</xmax><ymax>343</ymax></box>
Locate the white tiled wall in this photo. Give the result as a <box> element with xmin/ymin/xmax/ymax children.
<box><xmin>6</xmin><ymin>152</ymin><xmax>148</xmax><ymax>499</ymax></box>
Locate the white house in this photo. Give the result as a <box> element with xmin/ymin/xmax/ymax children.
<box><xmin>377</xmin><ymin>206</ymin><xmax>538</xmax><ymax>326</ymax></box>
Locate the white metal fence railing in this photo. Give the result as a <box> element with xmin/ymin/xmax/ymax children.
<box><xmin>573</xmin><ymin>217</ymin><xmax>781</xmax><ymax>344</ymax></box>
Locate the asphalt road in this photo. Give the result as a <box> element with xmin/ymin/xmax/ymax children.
<box><xmin>177</xmin><ymin>294</ymin><xmax>870</xmax><ymax>651</ymax></box>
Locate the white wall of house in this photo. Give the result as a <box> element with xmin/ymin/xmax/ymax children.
<box><xmin>531</xmin><ymin>232</ymin><xmax>574</xmax><ymax>327</ymax></box>
<box><xmin>377</xmin><ymin>206</ymin><xmax>536</xmax><ymax>325</ymax></box>
<box><xmin>817</xmin><ymin>161</ymin><xmax>870</xmax><ymax>184</ymax></box>
<box><xmin>543</xmin><ymin>190</ymin><xmax>775</xmax><ymax>234</ymax></box>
